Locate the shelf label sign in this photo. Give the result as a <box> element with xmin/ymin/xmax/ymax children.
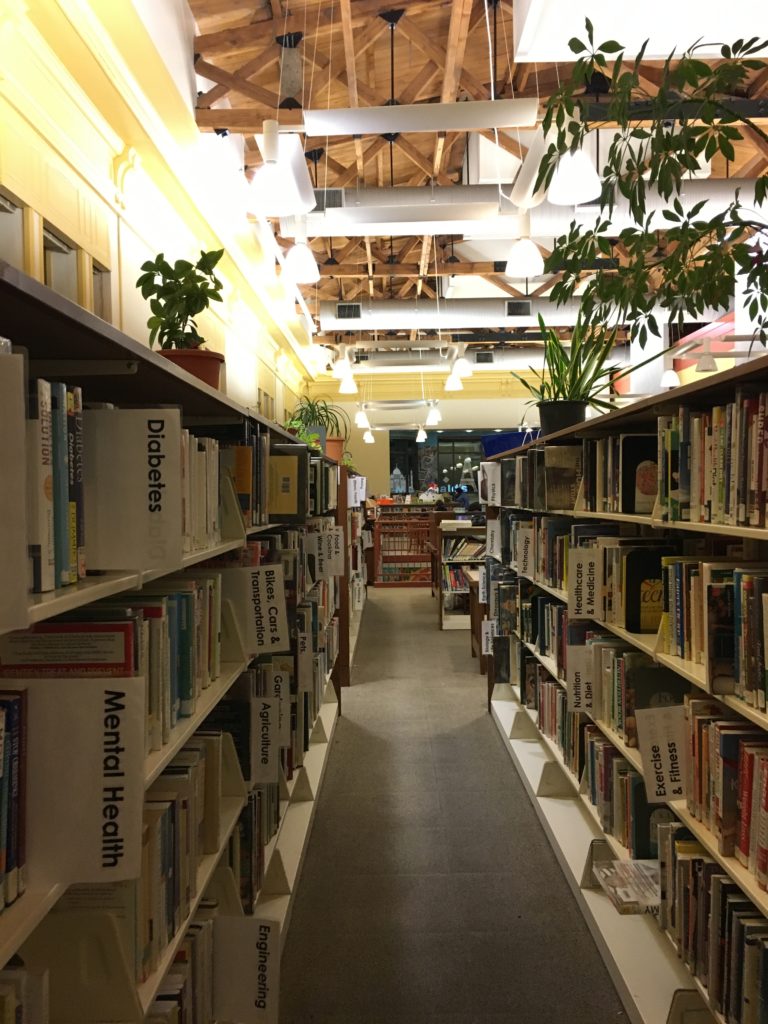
<box><xmin>482</xmin><ymin>618</ymin><xmax>499</xmax><ymax>655</ymax></box>
<box><xmin>517</xmin><ymin>527</ymin><xmax>534</xmax><ymax>577</ymax></box>
<box><xmin>297</xmin><ymin>632</ymin><xmax>313</xmax><ymax>693</ymax></box>
<box><xmin>267</xmin><ymin>659</ymin><xmax>291</xmax><ymax>746</ymax></box>
<box><xmin>487</xmin><ymin>521</ymin><xmax>501</xmax><ymax>561</ymax></box>
<box><xmin>479</xmin><ymin>566</ymin><xmax>488</xmax><ymax>604</ymax></box>
<box><xmin>567</xmin><ymin>550</ymin><xmax>598</xmax><ymax>619</ymax></box>
<box><xmin>329</xmin><ymin>527</ymin><xmax>345</xmax><ymax>575</ymax></box>
<box><xmin>566</xmin><ymin>645</ymin><xmax>591</xmax><ymax>712</ymax></box>
<box><xmin>636</xmin><ymin>704</ymin><xmax>688</xmax><ymax>804</ymax></box>
<box><xmin>26</xmin><ymin>676</ymin><xmax>145</xmax><ymax>882</ymax></box>
<box><xmin>214</xmin><ymin>917</ymin><xmax>280</xmax><ymax>1022</ymax></box>
<box><xmin>220</xmin><ymin>565</ymin><xmax>291</xmax><ymax>656</ymax></box>
<box><xmin>251</xmin><ymin>696</ymin><xmax>279</xmax><ymax>784</ymax></box>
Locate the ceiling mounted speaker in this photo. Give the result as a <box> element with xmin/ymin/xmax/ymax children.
<box><xmin>303</xmin><ymin>98</ymin><xmax>538</xmax><ymax>137</ymax></box>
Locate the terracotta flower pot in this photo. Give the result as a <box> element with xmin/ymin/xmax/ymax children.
<box><xmin>325</xmin><ymin>436</ymin><xmax>345</xmax><ymax>463</ymax></box>
<box><xmin>160</xmin><ymin>348</ymin><xmax>225</xmax><ymax>390</ymax></box>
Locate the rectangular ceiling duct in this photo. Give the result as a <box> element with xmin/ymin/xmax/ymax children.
<box><xmin>318</xmin><ymin>298</ymin><xmax>584</xmax><ymax>330</ymax></box>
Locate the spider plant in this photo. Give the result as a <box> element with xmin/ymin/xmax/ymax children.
<box><xmin>511</xmin><ymin>314</ymin><xmax>662</xmax><ymax>411</ymax></box>
<box><xmin>287</xmin><ymin>396</ymin><xmax>351</xmax><ymax>439</ymax></box>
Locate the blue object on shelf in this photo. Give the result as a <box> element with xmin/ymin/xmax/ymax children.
<box><xmin>480</xmin><ymin>429</ymin><xmax>540</xmax><ymax>458</ymax></box>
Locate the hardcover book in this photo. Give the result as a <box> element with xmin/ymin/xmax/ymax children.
<box><xmin>619</xmin><ymin>435</ymin><xmax>657</xmax><ymax>515</ymax></box>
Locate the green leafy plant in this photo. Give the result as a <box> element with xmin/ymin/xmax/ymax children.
<box><xmin>511</xmin><ymin>315</ymin><xmax>661</xmax><ymax>410</ymax></box>
<box><xmin>136</xmin><ymin>249</ymin><xmax>225</xmax><ymax>349</ymax></box>
<box><xmin>535</xmin><ymin>22</ymin><xmax>768</xmax><ymax>345</ymax></box>
<box><xmin>342</xmin><ymin>450</ymin><xmax>357</xmax><ymax>471</ymax></box>
<box><xmin>286</xmin><ymin>396</ymin><xmax>351</xmax><ymax>440</ymax></box>
<box><xmin>284</xmin><ymin>418</ymin><xmax>322</xmax><ymax>449</ymax></box>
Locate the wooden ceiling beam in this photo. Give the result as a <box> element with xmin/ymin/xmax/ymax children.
<box><xmin>195</xmin><ymin>0</ymin><xmax>445</xmax><ymax>56</ymax></box>
<box><xmin>478</xmin><ymin>128</ymin><xmax>526</xmax><ymax>161</ymax></box>
<box><xmin>196</xmin><ymin>44</ymin><xmax>281</xmax><ymax>106</ymax></box>
<box><xmin>748</xmin><ymin>66</ymin><xmax>768</xmax><ymax>98</ymax></box>
<box><xmin>530</xmin><ymin>273</ymin><xmax>564</xmax><ymax>298</ymax></box>
<box><xmin>395</xmin><ymin>136</ymin><xmax>455</xmax><ymax>186</ymax></box>
<box><xmin>399</xmin><ymin>62</ymin><xmax>441</xmax><ymax>106</ymax></box>
<box><xmin>194</xmin><ymin>58</ymin><xmax>282</xmax><ymax>108</ymax></box>
<box><xmin>441</xmin><ymin>0</ymin><xmax>474</xmax><ymax>103</ymax></box>
<box><xmin>195</xmin><ymin>107</ymin><xmax>303</xmax><ymax>131</ymax></box>
<box><xmin>333</xmin><ymin>136</ymin><xmax>389</xmax><ymax>186</ymax></box>
<box><xmin>364</xmin><ymin>237</ymin><xmax>375</xmax><ymax>297</ymax></box>
<box><xmin>483</xmin><ymin>274</ymin><xmax>525</xmax><ymax>298</ymax></box>
<box><xmin>316</xmin><ymin>260</ymin><xmax>505</xmax><ymax>277</ymax></box>
<box><xmin>416</xmin><ymin>235</ymin><xmax>433</xmax><ymax>297</ymax></box>
<box><xmin>397</xmin><ymin>16</ymin><xmax>489</xmax><ymax>100</ymax></box>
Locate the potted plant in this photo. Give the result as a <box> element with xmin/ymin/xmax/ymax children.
<box><xmin>283</xmin><ymin>417</ymin><xmax>322</xmax><ymax>450</ymax></box>
<box><xmin>535</xmin><ymin>22</ymin><xmax>768</xmax><ymax>348</ymax></box>
<box><xmin>342</xmin><ymin>450</ymin><xmax>357</xmax><ymax>473</ymax></box>
<box><xmin>286</xmin><ymin>396</ymin><xmax>350</xmax><ymax>462</ymax></box>
<box><xmin>511</xmin><ymin>315</ymin><xmax>661</xmax><ymax>436</ymax></box>
<box><xmin>136</xmin><ymin>249</ymin><xmax>226</xmax><ymax>389</ymax></box>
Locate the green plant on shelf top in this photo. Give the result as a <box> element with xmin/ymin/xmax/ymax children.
<box><xmin>136</xmin><ymin>249</ymin><xmax>225</xmax><ymax>349</ymax></box>
<box><xmin>283</xmin><ymin>418</ymin><xmax>322</xmax><ymax>450</ymax></box>
<box><xmin>535</xmin><ymin>22</ymin><xmax>768</xmax><ymax>346</ymax></box>
<box><xmin>287</xmin><ymin>396</ymin><xmax>351</xmax><ymax>440</ymax></box>
<box><xmin>511</xmin><ymin>314</ymin><xmax>660</xmax><ymax>412</ymax></box>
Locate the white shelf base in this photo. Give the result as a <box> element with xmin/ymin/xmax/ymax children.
<box><xmin>490</xmin><ymin>696</ymin><xmax>703</xmax><ymax>1024</ymax></box>
<box><xmin>0</xmin><ymin>883</ymin><xmax>66</xmax><ymax>970</ymax></box>
<box><xmin>254</xmin><ymin>701</ymin><xmax>338</xmax><ymax>950</ymax></box>
<box><xmin>441</xmin><ymin>614</ymin><xmax>471</xmax><ymax>630</ymax></box>
<box><xmin>27</xmin><ymin>571</ymin><xmax>140</xmax><ymax>625</ymax></box>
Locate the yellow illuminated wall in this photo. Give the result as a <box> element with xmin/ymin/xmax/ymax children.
<box><xmin>0</xmin><ymin>0</ymin><xmax>307</xmax><ymax>415</ymax></box>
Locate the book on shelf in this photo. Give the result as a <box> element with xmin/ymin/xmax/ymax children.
<box><xmin>543</xmin><ymin>445</ymin><xmax>582</xmax><ymax>511</ymax></box>
<box><xmin>267</xmin><ymin>444</ymin><xmax>309</xmax><ymax>524</ymax></box>
<box><xmin>26</xmin><ymin>378</ymin><xmax>55</xmax><ymax>594</ymax></box>
<box><xmin>592</xmin><ymin>859</ymin><xmax>660</xmax><ymax>915</ymax></box>
<box><xmin>50</xmin><ymin>383</ymin><xmax>70</xmax><ymax>588</ymax></box>
<box><xmin>478</xmin><ymin>461</ymin><xmax>501</xmax><ymax>506</ymax></box>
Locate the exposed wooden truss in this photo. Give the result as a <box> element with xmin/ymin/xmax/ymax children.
<box><xmin>190</xmin><ymin>0</ymin><xmax>768</xmax><ymax>326</ymax></box>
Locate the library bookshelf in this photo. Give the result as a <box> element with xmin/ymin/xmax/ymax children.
<box><xmin>438</xmin><ymin>520</ymin><xmax>487</xmax><ymax>630</ymax></box>
<box><xmin>484</xmin><ymin>356</ymin><xmax>768</xmax><ymax>1024</ymax></box>
<box><xmin>0</xmin><ymin>261</ymin><xmax>360</xmax><ymax>1022</ymax></box>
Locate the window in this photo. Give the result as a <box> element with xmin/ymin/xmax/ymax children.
<box><xmin>0</xmin><ymin>194</ymin><xmax>23</xmax><ymax>271</ymax></box>
<box><xmin>43</xmin><ymin>227</ymin><xmax>77</xmax><ymax>302</ymax></box>
<box><xmin>92</xmin><ymin>262</ymin><xmax>111</xmax><ymax>321</ymax></box>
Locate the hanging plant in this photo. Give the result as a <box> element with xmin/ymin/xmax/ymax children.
<box><xmin>534</xmin><ymin>22</ymin><xmax>768</xmax><ymax>345</ymax></box>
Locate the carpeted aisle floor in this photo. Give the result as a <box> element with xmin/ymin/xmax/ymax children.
<box><xmin>279</xmin><ymin>588</ymin><xmax>628</xmax><ymax>1024</ymax></box>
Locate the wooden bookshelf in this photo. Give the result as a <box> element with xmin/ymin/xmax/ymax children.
<box><xmin>438</xmin><ymin>521</ymin><xmax>486</xmax><ymax>630</ymax></box>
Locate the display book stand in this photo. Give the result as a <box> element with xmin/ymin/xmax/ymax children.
<box><xmin>438</xmin><ymin>520</ymin><xmax>486</xmax><ymax>630</ymax></box>
<box><xmin>0</xmin><ymin>261</ymin><xmax>350</xmax><ymax>1022</ymax></box>
<box><xmin>482</xmin><ymin>354</ymin><xmax>768</xmax><ymax>1024</ymax></box>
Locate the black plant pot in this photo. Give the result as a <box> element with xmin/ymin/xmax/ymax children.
<box><xmin>537</xmin><ymin>400</ymin><xmax>588</xmax><ymax>437</ymax></box>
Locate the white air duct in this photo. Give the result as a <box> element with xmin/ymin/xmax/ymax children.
<box><xmin>319</xmin><ymin>297</ymin><xmax>584</xmax><ymax>330</ymax></box>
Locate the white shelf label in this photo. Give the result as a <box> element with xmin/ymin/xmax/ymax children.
<box><xmin>221</xmin><ymin>564</ymin><xmax>291</xmax><ymax>656</ymax></box>
<box><xmin>487</xmin><ymin>521</ymin><xmax>501</xmax><ymax>561</ymax></box>
<box><xmin>214</xmin><ymin>916</ymin><xmax>280</xmax><ymax>1022</ymax></box>
<box><xmin>518</xmin><ymin>527</ymin><xmax>534</xmax><ymax>577</ymax></box>
<box><xmin>566</xmin><ymin>645</ymin><xmax>591</xmax><ymax>712</ymax></box>
<box><xmin>636</xmin><ymin>704</ymin><xmax>688</xmax><ymax>804</ymax></box>
<box><xmin>567</xmin><ymin>549</ymin><xmax>599</xmax><ymax>619</ymax></box>
<box><xmin>297</xmin><ymin>632</ymin><xmax>313</xmax><ymax>693</ymax></box>
<box><xmin>482</xmin><ymin>619</ymin><xmax>498</xmax><ymax>655</ymax></box>
<box><xmin>479</xmin><ymin>566</ymin><xmax>488</xmax><ymax>604</ymax></box>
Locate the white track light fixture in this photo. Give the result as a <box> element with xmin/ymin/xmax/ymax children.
<box><xmin>250</xmin><ymin>120</ymin><xmax>297</xmax><ymax>218</ymax></box>
<box><xmin>363</xmin><ymin>429</ymin><xmax>375</xmax><ymax>444</ymax></box>
<box><xmin>354</xmin><ymin>407</ymin><xmax>371</xmax><ymax>429</ymax></box>
<box><xmin>505</xmin><ymin>237</ymin><xmax>545</xmax><ymax>279</ymax></box>
<box><xmin>444</xmin><ymin>371</ymin><xmax>463</xmax><ymax>392</ymax></box>
<box><xmin>425</xmin><ymin>404</ymin><xmax>441</xmax><ymax>426</ymax></box>
<box><xmin>338</xmin><ymin>368</ymin><xmax>358</xmax><ymax>394</ymax></box>
<box><xmin>416</xmin><ymin>426</ymin><xmax>427</xmax><ymax>443</ymax></box>
<box><xmin>547</xmin><ymin>150</ymin><xmax>602</xmax><ymax>206</ymax></box>
<box><xmin>660</xmin><ymin>368</ymin><xmax>681</xmax><ymax>388</ymax></box>
<box><xmin>284</xmin><ymin>217</ymin><xmax>320</xmax><ymax>284</ymax></box>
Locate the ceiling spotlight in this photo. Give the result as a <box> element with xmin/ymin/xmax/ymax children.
<box><xmin>505</xmin><ymin>237</ymin><xmax>544</xmax><ymax>278</ymax></box>
<box><xmin>425</xmin><ymin>405</ymin><xmax>441</xmax><ymax>426</ymax></box>
<box><xmin>695</xmin><ymin>345</ymin><xmax>717</xmax><ymax>373</ymax></box>
<box><xmin>547</xmin><ymin>150</ymin><xmax>601</xmax><ymax>206</ymax></box>
<box><xmin>445</xmin><ymin>372</ymin><xmax>463</xmax><ymax>392</ymax></box>
<box><xmin>453</xmin><ymin>357</ymin><xmax>473</xmax><ymax>378</ymax></box>
<box><xmin>363</xmin><ymin>429</ymin><xmax>375</xmax><ymax>444</ymax></box>
<box><xmin>332</xmin><ymin>353</ymin><xmax>351</xmax><ymax>379</ymax></box>
<box><xmin>284</xmin><ymin>216</ymin><xmax>320</xmax><ymax>284</ymax></box>
<box><xmin>339</xmin><ymin>369</ymin><xmax>358</xmax><ymax>394</ymax></box>
<box><xmin>416</xmin><ymin>426</ymin><xmax>427</xmax><ymax>443</ymax></box>
<box><xmin>465</xmin><ymin>429</ymin><xmax>473</xmax><ymax>433</ymax></box>
<box><xmin>250</xmin><ymin>120</ymin><xmax>309</xmax><ymax>218</ymax></box>
<box><xmin>659</xmin><ymin>368</ymin><xmax>681</xmax><ymax>389</ymax></box>
<box><xmin>354</xmin><ymin>408</ymin><xmax>371</xmax><ymax>428</ymax></box>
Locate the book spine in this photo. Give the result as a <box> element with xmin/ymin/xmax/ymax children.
<box><xmin>736</xmin><ymin>746</ymin><xmax>754</xmax><ymax>867</ymax></box>
<box><xmin>26</xmin><ymin>379</ymin><xmax>55</xmax><ymax>593</ymax></box>
<box><xmin>66</xmin><ymin>389</ymin><xmax>77</xmax><ymax>583</ymax></box>
<box><xmin>756</xmin><ymin>757</ymin><xmax>768</xmax><ymax>889</ymax></box>
<box><xmin>72</xmin><ymin>387</ymin><xmax>85</xmax><ymax>579</ymax></box>
<box><xmin>50</xmin><ymin>382</ymin><xmax>70</xmax><ymax>587</ymax></box>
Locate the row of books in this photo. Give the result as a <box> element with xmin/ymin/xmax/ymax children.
<box><xmin>441</xmin><ymin>565</ymin><xmax>471</xmax><ymax>593</ymax></box>
<box><xmin>442</xmin><ymin>536</ymin><xmax>486</xmax><ymax>560</ymax></box>
<box><xmin>147</xmin><ymin>903</ymin><xmax>215</xmax><ymax>1024</ymax></box>
<box><xmin>661</xmin><ymin>822</ymin><xmax>768</xmax><ymax>1022</ymax></box>
<box><xmin>660</xmin><ymin>558</ymin><xmax>768</xmax><ymax>706</ymax></box>
<box><xmin>656</xmin><ymin>393</ymin><xmax>768</xmax><ymax>527</ymax></box>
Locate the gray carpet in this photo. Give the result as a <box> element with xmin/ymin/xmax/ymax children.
<box><xmin>279</xmin><ymin>588</ymin><xmax>628</xmax><ymax>1024</ymax></box>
